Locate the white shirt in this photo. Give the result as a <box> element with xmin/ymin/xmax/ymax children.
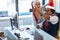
<box><xmin>49</xmin><ymin>16</ymin><xmax>59</xmax><ymax>24</ymax></box>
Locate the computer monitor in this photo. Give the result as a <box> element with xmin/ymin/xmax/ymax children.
<box><xmin>13</xmin><ymin>13</ymin><xmax>18</xmax><ymax>29</ymax></box>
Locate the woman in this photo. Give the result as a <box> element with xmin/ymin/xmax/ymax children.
<box><xmin>31</xmin><ymin>0</ymin><xmax>43</xmax><ymax>23</ymax></box>
<box><xmin>31</xmin><ymin>0</ymin><xmax>44</xmax><ymax>29</ymax></box>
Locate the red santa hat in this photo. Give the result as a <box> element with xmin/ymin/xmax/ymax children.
<box><xmin>45</xmin><ymin>0</ymin><xmax>55</xmax><ymax>10</ymax></box>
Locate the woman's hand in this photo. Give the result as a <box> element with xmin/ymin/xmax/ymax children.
<box><xmin>36</xmin><ymin>25</ymin><xmax>40</xmax><ymax>29</ymax></box>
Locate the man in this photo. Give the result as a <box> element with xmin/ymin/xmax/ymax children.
<box><xmin>42</xmin><ymin>4</ymin><xmax>59</xmax><ymax>37</ymax></box>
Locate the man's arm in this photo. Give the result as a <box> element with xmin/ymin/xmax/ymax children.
<box><xmin>49</xmin><ymin>16</ymin><xmax>59</xmax><ymax>24</ymax></box>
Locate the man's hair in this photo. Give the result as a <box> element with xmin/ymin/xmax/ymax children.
<box><xmin>50</xmin><ymin>9</ymin><xmax>55</xmax><ymax>13</ymax></box>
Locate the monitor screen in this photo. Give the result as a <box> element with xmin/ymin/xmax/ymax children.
<box><xmin>13</xmin><ymin>13</ymin><xmax>18</xmax><ymax>29</ymax></box>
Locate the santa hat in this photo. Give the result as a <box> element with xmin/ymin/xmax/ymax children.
<box><xmin>45</xmin><ymin>0</ymin><xmax>55</xmax><ymax>10</ymax></box>
<box><xmin>32</xmin><ymin>0</ymin><xmax>40</xmax><ymax>7</ymax></box>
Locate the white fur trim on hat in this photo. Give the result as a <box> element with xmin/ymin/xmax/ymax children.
<box><xmin>32</xmin><ymin>0</ymin><xmax>40</xmax><ymax>7</ymax></box>
<box><xmin>45</xmin><ymin>6</ymin><xmax>55</xmax><ymax>10</ymax></box>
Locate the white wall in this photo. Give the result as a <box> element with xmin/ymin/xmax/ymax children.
<box><xmin>55</xmin><ymin>0</ymin><xmax>60</xmax><ymax>13</ymax></box>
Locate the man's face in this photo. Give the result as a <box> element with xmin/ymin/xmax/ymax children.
<box><xmin>45</xmin><ymin>8</ymin><xmax>52</xmax><ymax>15</ymax></box>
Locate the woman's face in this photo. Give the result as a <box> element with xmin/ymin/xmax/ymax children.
<box><xmin>35</xmin><ymin>2</ymin><xmax>40</xmax><ymax>9</ymax></box>
<box><xmin>34</xmin><ymin>2</ymin><xmax>41</xmax><ymax>13</ymax></box>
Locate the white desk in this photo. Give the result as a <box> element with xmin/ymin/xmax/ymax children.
<box><xmin>4</xmin><ymin>27</ymin><xmax>34</xmax><ymax>40</ymax></box>
<box><xmin>35</xmin><ymin>28</ymin><xmax>57</xmax><ymax>40</ymax></box>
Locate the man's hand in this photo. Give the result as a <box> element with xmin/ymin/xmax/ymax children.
<box><xmin>43</xmin><ymin>14</ymin><xmax>50</xmax><ymax>20</ymax></box>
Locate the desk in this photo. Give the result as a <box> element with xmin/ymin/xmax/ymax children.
<box><xmin>4</xmin><ymin>27</ymin><xmax>57</xmax><ymax>40</ymax></box>
<box><xmin>35</xmin><ymin>28</ymin><xmax>57</xmax><ymax>40</ymax></box>
<box><xmin>4</xmin><ymin>27</ymin><xmax>34</xmax><ymax>40</ymax></box>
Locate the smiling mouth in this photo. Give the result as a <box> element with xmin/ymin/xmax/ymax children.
<box><xmin>38</xmin><ymin>6</ymin><xmax>40</xmax><ymax>8</ymax></box>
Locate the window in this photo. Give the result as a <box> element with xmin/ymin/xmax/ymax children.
<box><xmin>0</xmin><ymin>0</ymin><xmax>8</xmax><ymax>17</ymax></box>
<box><xmin>0</xmin><ymin>0</ymin><xmax>16</xmax><ymax>17</ymax></box>
<box><xmin>18</xmin><ymin>0</ymin><xmax>32</xmax><ymax>14</ymax></box>
<box><xmin>8</xmin><ymin>0</ymin><xmax>16</xmax><ymax>16</ymax></box>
